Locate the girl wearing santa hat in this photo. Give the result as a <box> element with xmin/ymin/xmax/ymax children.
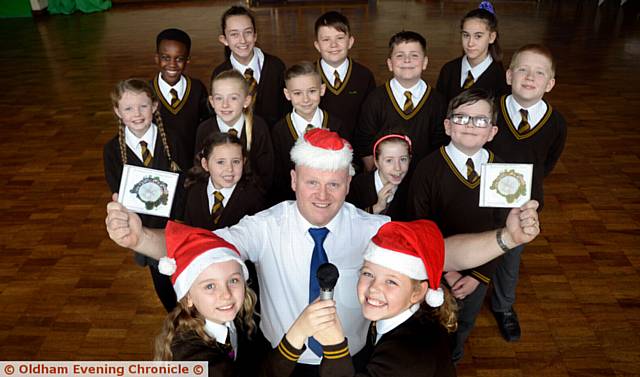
<box><xmin>269</xmin><ymin>220</ymin><xmax>458</xmax><ymax>377</ymax></box>
<box><xmin>153</xmin><ymin>221</ymin><xmax>270</xmax><ymax>376</ymax></box>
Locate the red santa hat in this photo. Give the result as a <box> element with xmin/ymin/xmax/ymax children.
<box><xmin>363</xmin><ymin>220</ymin><xmax>446</xmax><ymax>307</ymax></box>
<box><xmin>158</xmin><ymin>221</ymin><xmax>249</xmax><ymax>300</ymax></box>
<box><xmin>290</xmin><ymin>128</ymin><xmax>355</xmax><ymax>175</ymax></box>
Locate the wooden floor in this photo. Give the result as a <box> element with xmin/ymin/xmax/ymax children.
<box><xmin>0</xmin><ymin>0</ymin><xmax>639</xmax><ymax>375</ymax></box>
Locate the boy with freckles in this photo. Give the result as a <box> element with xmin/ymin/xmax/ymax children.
<box><xmin>486</xmin><ymin>44</ymin><xmax>567</xmax><ymax>342</ymax></box>
<box><xmin>152</xmin><ymin>28</ymin><xmax>210</xmax><ymax>170</ymax></box>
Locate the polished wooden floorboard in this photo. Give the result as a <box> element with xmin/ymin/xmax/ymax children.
<box><xmin>0</xmin><ymin>0</ymin><xmax>639</xmax><ymax>375</ymax></box>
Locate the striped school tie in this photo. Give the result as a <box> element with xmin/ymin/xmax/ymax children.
<box><xmin>518</xmin><ymin>109</ymin><xmax>531</xmax><ymax>134</ymax></box>
<box><xmin>305</xmin><ymin>124</ymin><xmax>315</xmax><ymax>133</ymax></box>
<box><xmin>227</xmin><ymin>128</ymin><xmax>238</xmax><ymax>138</ymax></box>
<box><xmin>466</xmin><ymin>158</ymin><xmax>479</xmax><ymax>183</ymax></box>
<box><xmin>333</xmin><ymin>70</ymin><xmax>342</xmax><ymax>89</ymax></box>
<box><xmin>403</xmin><ymin>91</ymin><xmax>414</xmax><ymax>114</ymax></box>
<box><xmin>244</xmin><ymin>68</ymin><xmax>258</xmax><ymax>104</ymax></box>
<box><xmin>463</xmin><ymin>70</ymin><xmax>475</xmax><ymax>89</ymax></box>
<box><xmin>169</xmin><ymin>88</ymin><xmax>179</xmax><ymax>107</ymax></box>
<box><xmin>139</xmin><ymin>141</ymin><xmax>153</xmax><ymax>167</ymax></box>
<box><xmin>369</xmin><ymin>321</ymin><xmax>378</xmax><ymax>345</ymax></box>
<box><xmin>211</xmin><ymin>191</ymin><xmax>224</xmax><ymax>225</ymax></box>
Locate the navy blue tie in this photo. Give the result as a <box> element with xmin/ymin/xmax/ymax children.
<box><xmin>308</xmin><ymin>227</ymin><xmax>330</xmax><ymax>356</ymax></box>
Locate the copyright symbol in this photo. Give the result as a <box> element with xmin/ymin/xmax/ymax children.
<box><xmin>4</xmin><ymin>364</ymin><xmax>15</xmax><ymax>375</ymax></box>
<box><xmin>193</xmin><ymin>365</ymin><xmax>204</xmax><ymax>375</ymax></box>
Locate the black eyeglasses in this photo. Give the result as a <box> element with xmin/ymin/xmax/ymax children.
<box><xmin>450</xmin><ymin>114</ymin><xmax>492</xmax><ymax>128</ymax></box>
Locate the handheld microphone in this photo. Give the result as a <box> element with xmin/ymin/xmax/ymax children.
<box><xmin>317</xmin><ymin>263</ymin><xmax>340</xmax><ymax>300</ymax></box>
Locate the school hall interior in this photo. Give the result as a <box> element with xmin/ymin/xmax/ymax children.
<box><xmin>0</xmin><ymin>0</ymin><xmax>638</xmax><ymax>375</ymax></box>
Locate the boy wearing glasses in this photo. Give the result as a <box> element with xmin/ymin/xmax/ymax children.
<box><xmin>486</xmin><ymin>44</ymin><xmax>566</xmax><ymax>343</ymax></box>
<box><xmin>408</xmin><ymin>88</ymin><xmax>509</xmax><ymax>362</ymax></box>
<box><xmin>354</xmin><ymin>31</ymin><xmax>448</xmax><ymax>172</ymax></box>
<box><xmin>152</xmin><ymin>28</ymin><xmax>210</xmax><ymax>170</ymax></box>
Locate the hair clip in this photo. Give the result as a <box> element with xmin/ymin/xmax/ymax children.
<box><xmin>479</xmin><ymin>1</ymin><xmax>495</xmax><ymax>15</ymax></box>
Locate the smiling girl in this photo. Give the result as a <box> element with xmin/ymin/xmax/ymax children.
<box><xmin>436</xmin><ymin>1</ymin><xmax>509</xmax><ymax>104</ymax></box>
<box><xmin>346</xmin><ymin>133</ymin><xmax>412</xmax><ymax>219</ymax></box>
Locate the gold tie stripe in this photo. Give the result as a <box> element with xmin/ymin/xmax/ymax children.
<box><xmin>403</xmin><ymin>91</ymin><xmax>414</xmax><ymax>114</ymax></box>
<box><xmin>333</xmin><ymin>70</ymin><xmax>342</xmax><ymax>89</ymax></box>
<box><xmin>463</xmin><ymin>70</ymin><xmax>475</xmax><ymax>89</ymax></box>
<box><xmin>169</xmin><ymin>88</ymin><xmax>180</xmax><ymax>107</ymax></box>
<box><xmin>211</xmin><ymin>191</ymin><xmax>224</xmax><ymax>225</ymax></box>
<box><xmin>140</xmin><ymin>141</ymin><xmax>153</xmax><ymax>167</ymax></box>
<box><xmin>244</xmin><ymin>68</ymin><xmax>258</xmax><ymax>107</ymax></box>
<box><xmin>466</xmin><ymin>158</ymin><xmax>479</xmax><ymax>183</ymax></box>
<box><xmin>518</xmin><ymin>109</ymin><xmax>531</xmax><ymax>134</ymax></box>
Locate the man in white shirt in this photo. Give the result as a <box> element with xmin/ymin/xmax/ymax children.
<box><xmin>106</xmin><ymin>129</ymin><xmax>540</xmax><ymax>373</ymax></box>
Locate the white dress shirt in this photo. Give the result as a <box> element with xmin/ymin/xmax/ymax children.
<box><xmin>374</xmin><ymin>170</ymin><xmax>395</xmax><ymax>203</ymax></box>
<box><xmin>374</xmin><ymin>303</ymin><xmax>420</xmax><ymax>344</ymax></box>
<box><xmin>207</xmin><ymin>179</ymin><xmax>236</xmax><ymax>209</ymax></box>
<box><xmin>460</xmin><ymin>55</ymin><xmax>493</xmax><ymax>88</ymax></box>
<box><xmin>216</xmin><ymin>114</ymin><xmax>245</xmax><ymax>138</ymax></box>
<box><xmin>291</xmin><ymin>108</ymin><xmax>324</xmax><ymax>137</ymax></box>
<box><xmin>230</xmin><ymin>47</ymin><xmax>264</xmax><ymax>83</ymax></box>
<box><xmin>506</xmin><ymin>94</ymin><xmax>548</xmax><ymax>130</ymax></box>
<box><xmin>157</xmin><ymin>73</ymin><xmax>186</xmax><ymax>103</ymax></box>
<box><xmin>445</xmin><ymin>142</ymin><xmax>490</xmax><ymax>179</ymax></box>
<box><xmin>389</xmin><ymin>78</ymin><xmax>427</xmax><ymax>109</ymax></box>
<box><xmin>204</xmin><ymin>319</ymin><xmax>237</xmax><ymax>359</ymax></box>
<box><xmin>214</xmin><ymin>201</ymin><xmax>389</xmax><ymax>365</ymax></box>
<box><xmin>320</xmin><ymin>58</ymin><xmax>349</xmax><ymax>87</ymax></box>
<box><xmin>125</xmin><ymin>123</ymin><xmax>157</xmax><ymax>162</ymax></box>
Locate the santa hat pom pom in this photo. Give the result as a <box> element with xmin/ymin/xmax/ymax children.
<box><xmin>426</xmin><ymin>287</ymin><xmax>444</xmax><ymax>307</ymax></box>
<box><xmin>158</xmin><ymin>257</ymin><xmax>177</xmax><ymax>276</ymax></box>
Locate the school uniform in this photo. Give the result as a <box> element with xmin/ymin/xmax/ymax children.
<box><xmin>268</xmin><ymin>305</ymin><xmax>456</xmax><ymax>377</ymax></box>
<box><xmin>487</xmin><ymin>94</ymin><xmax>567</xmax><ymax>314</ymax></box>
<box><xmin>346</xmin><ymin>170</ymin><xmax>409</xmax><ymax>221</ymax></box>
<box><xmin>317</xmin><ymin>58</ymin><xmax>376</xmax><ymax>142</ymax></box>
<box><xmin>407</xmin><ymin>144</ymin><xmax>509</xmax><ymax>361</ymax></box>
<box><xmin>152</xmin><ymin>74</ymin><xmax>210</xmax><ymax>170</ymax></box>
<box><xmin>195</xmin><ymin>114</ymin><xmax>274</xmax><ymax>194</ymax></box>
<box><xmin>103</xmin><ymin>124</ymin><xmax>185</xmax><ymax>312</ymax></box>
<box><xmin>270</xmin><ymin>109</ymin><xmax>344</xmax><ymax>203</ymax></box>
<box><xmin>354</xmin><ymin>79</ymin><xmax>448</xmax><ymax>168</ymax></box>
<box><xmin>184</xmin><ymin>179</ymin><xmax>266</xmax><ymax>231</ymax></box>
<box><xmin>171</xmin><ymin>318</ymin><xmax>271</xmax><ymax>377</ymax></box>
<box><xmin>211</xmin><ymin>48</ymin><xmax>290</xmax><ymax>128</ymax></box>
<box><xmin>436</xmin><ymin>55</ymin><xmax>509</xmax><ymax>104</ymax></box>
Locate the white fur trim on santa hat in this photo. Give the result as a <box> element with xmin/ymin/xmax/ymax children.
<box><xmin>363</xmin><ymin>241</ymin><xmax>428</xmax><ymax>281</ymax></box>
<box><xmin>173</xmin><ymin>248</ymin><xmax>249</xmax><ymax>300</ymax></box>
<box><xmin>290</xmin><ymin>136</ymin><xmax>355</xmax><ymax>176</ymax></box>
<box><xmin>426</xmin><ymin>287</ymin><xmax>444</xmax><ymax>307</ymax></box>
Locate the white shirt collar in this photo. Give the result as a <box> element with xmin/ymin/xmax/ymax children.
<box><xmin>506</xmin><ymin>95</ymin><xmax>548</xmax><ymax>130</ymax></box>
<box><xmin>374</xmin><ymin>170</ymin><xmax>394</xmax><ymax>203</ymax></box>
<box><xmin>207</xmin><ymin>179</ymin><xmax>237</xmax><ymax>209</ymax></box>
<box><xmin>125</xmin><ymin>123</ymin><xmax>157</xmax><ymax>162</ymax></box>
<box><xmin>444</xmin><ymin>142</ymin><xmax>489</xmax><ymax>179</ymax></box>
<box><xmin>157</xmin><ymin>73</ymin><xmax>186</xmax><ymax>103</ymax></box>
<box><xmin>389</xmin><ymin>78</ymin><xmax>427</xmax><ymax>109</ymax></box>
<box><xmin>230</xmin><ymin>47</ymin><xmax>264</xmax><ymax>83</ymax></box>
<box><xmin>216</xmin><ymin>114</ymin><xmax>245</xmax><ymax>138</ymax></box>
<box><xmin>290</xmin><ymin>108</ymin><xmax>324</xmax><ymax>138</ymax></box>
<box><xmin>320</xmin><ymin>58</ymin><xmax>349</xmax><ymax>86</ymax></box>
<box><xmin>460</xmin><ymin>55</ymin><xmax>493</xmax><ymax>88</ymax></box>
<box><xmin>375</xmin><ymin>303</ymin><xmax>420</xmax><ymax>344</ymax></box>
<box><xmin>294</xmin><ymin>199</ymin><xmax>341</xmax><ymax>238</ymax></box>
<box><xmin>204</xmin><ymin>319</ymin><xmax>237</xmax><ymax>359</ymax></box>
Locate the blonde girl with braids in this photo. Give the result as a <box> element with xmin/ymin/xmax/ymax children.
<box><xmin>269</xmin><ymin>220</ymin><xmax>457</xmax><ymax>377</ymax></box>
<box><xmin>103</xmin><ymin>78</ymin><xmax>185</xmax><ymax>313</ymax></box>
<box><xmin>195</xmin><ymin>69</ymin><xmax>274</xmax><ymax>195</ymax></box>
<box><xmin>154</xmin><ymin>222</ymin><xmax>270</xmax><ymax>377</ymax></box>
